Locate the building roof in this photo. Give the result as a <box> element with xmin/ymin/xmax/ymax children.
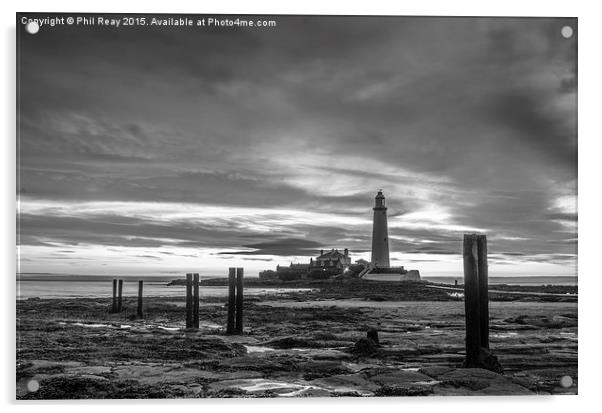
<box><xmin>317</xmin><ymin>249</ymin><xmax>346</xmax><ymax>259</ymax></box>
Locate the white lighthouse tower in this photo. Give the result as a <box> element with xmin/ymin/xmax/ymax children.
<box><xmin>371</xmin><ymin>190</ymin><xmax>390</xmax><ymax>268</ymax></box>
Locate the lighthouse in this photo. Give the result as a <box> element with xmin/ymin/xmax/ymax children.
<box><xmin>371</xmin><ymin>190</ymin><xmax>390</xmax><ymax>268</ymax></box>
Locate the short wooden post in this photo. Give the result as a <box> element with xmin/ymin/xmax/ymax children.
<box><xmin>463</xmin><ymin>234</ymin><xmax>481</xmax><ymax>368</ymax></box>
<box><xmin>235</xmin><ymin>267</ymin><xmax>244</xmax><ymax>334</ymax></box>
<box><xmin>137</xmin><ymin>280</ymin><xmax>144</xmax><ymax>319</ymax></box>
<box><xmin>117</xmin><ymin>279</ymin><xmax>123</xmax><ymax>312</ymax></box>
<box><xmin>226</xmin><ymin>268</ymin><xmax>236</xmax><ymax>334</ymax></box>
<box><xmin>186</xmin><ymin>273</ymin><xmax>193</xmax><ymax>328</ymax></box>
<box><xmin>111</xmin><ymin>279</ymin><xmax>117</xmax><ymax>313</ymax></box>
<box><xmin>476</xmin><ymin>235</ymin><xmax>489</xmax><ymax>349</ymax></box>
<box><xmin>454</xmin><ymin>279</ymin><xmax>458</xmax><ymax>287</ymax></box>
<box><xmin>193</xmin><ymin>273</ymin><xmax>200</xmax><ymax>329</ymax></box>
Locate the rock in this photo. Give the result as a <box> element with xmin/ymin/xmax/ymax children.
<box><xmin>311</xmin><ymin>373</ymin><xmax>380</xmax><ymax>395</ymax></box>
<box><xmin>367</xmin><ymin>328</ymin><xmax>379</xmax><ymax>345</ymax></box>
<box><xmin>300</xmin><ymin>361</ymin><xmax>351</xmax><ymax>380</ymax></box>
<box><xmin>266</xmin><ymin>336</ymin><xmax>321</xmax><ymax>349</ymax></box>
<box><xmin>433</xmin><ymin>368</ymin><xmax>533</xmax><ymax>396</ymax></box>
<box><xmin>368</xmin><ymin>369</ymin><xmax>434</xmax><ymax>385</ymax></box>
<box><xmin>353</xmin><ymin>338</ymin><xmax>378</xmax><ymax>356</ymax></box>
<box><xmin>419</xmin><ymin>366</ymin><xmax>455</xmax><ymax>378</ymax></box>
<box><xmin>374</xmin><ymin>385</ymin><xmax>434</xmax><ymax>396</ymax></box>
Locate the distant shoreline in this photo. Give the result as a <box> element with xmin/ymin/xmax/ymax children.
<box><xmin>16</xmin><ymin>273</ymin><xmax>578</xmax><ymax>285</ymax></box>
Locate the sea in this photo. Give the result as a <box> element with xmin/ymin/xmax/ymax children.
<box><xmin>15</xmin><ymin>274</ymin><xmax>577</xmax><ymax>299</ymax></box>
<box><xmin>16</xmin><ymin>274</ymin><xmax>310</xmax><ymax>300</ymax></box>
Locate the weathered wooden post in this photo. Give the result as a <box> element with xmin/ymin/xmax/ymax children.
<box><xmin>137</xmin><ymin>280</ymin><xmax>144</xmax><ymax>319</ymax></box>
<box><xmin>117</xmin><ymin>279</ymin><xmax>123</xmax><ymax>312</ymax></box>
<box><xmin>463</xmin><ymin>234</ymin><xmax>481</xmax><ymax>368</ymax></box>
<box><xmin>463</xmin><ymin>233</ymin><xmax>500</xmax><ymax>372</ymax></box>
<box><xmin>226</xmin><ymin>267</ymin><xmax>236</xmax><ymax>334</ymax></box>
<box><xmin>476</xmin><ymin>235</ymin><xmax>489</xmax><ymax>349</ymax></box>
<box><xmin>193</xmin><ymin>273</ymin><xmax>200</xmax><ymax>329</ymax></box>
<box><xmin>454</xmin><ymin>279</ymin><xmax>458</xmax><ymax>287</ymax></box>
<box><xmin>111</xmin><ymin>279</ymin><xmax>118</xmax><ymax>313</ymax></box>
<box><xmin>186</xmin><ymin>273</ymin><xmax>193</xmax><ymax>328</ymax></box>
<box><xmin>235</xmin><ymin>267</ymin><xmax>244</xmax><ymax>334</ymax></box>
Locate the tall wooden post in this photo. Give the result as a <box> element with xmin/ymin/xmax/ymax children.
<box><xmin>137</xmin><ymin>280</ymin><xmax>144</xmax><ymax>319</ymax></box>
<box><xmin>193</xmin><ymin>273</ymin><xmax>200</xmax><ymax>329</ymax></box>
<box><xmin>463</xmin><ymin>234</ymin><xmax>481</xmax><ymax>368</ymax></box>
<box><xmin>111</xmin><ymin>279</ymin><xmax>117</xmax><ymax>313</ymax></box>
<box><xmin>476</xmin><ymin>235</ymin><xmax>489</xmax><ymax>349</ymax></box>
<box><xmin>117</xmin><ymin>279</ymin><xmax>123</xmax><ymax>312</ymax></box>
<box><xmin>235</xmin><ymin>267</ymin><xmax>244</xmax><ymax>334</ymax></box>
<box><xmin>186</xmin><ymin>273</ymin><xmax>193</xmax><ymax>328</ymax></box>
<box><xmin>226</xmin><ymin>268</ymin><xmax>236</xmax><ymax>334</ymax></box>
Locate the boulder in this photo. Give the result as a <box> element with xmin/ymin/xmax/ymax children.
<box><xmin>353</xmin><ymin>338</ymin><xmax>378</xmax><ymax>356</ymax></box>
<box><xmin>366</xmin><ymin>328</ymin><xmax>379</xmax><ymax>345</ymax></box>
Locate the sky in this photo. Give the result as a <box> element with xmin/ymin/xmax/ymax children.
<box><xmin>17</xmin><ymin>15</ymin><xmax>577</xmax><ymax>278</ymax></box>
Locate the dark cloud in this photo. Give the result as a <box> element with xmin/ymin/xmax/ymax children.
<box><xmin>219</xmin><ymin>238</ymin><xmax>323</xmax><ymax>256</ymax></box>
<box><xmin>546</xmin><ymin>212</ymin><xmax>578</xmax><ymax>222</ymax></box>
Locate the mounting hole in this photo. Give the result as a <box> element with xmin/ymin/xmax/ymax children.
<box><xmin>27</xmin><ymin>379</ymin><xmax>40</xmax><ymax>392</ymax></box>
<box><xmin>561</xmin><ymin>26</ymin><xmax>573</xmax><ymax>39</ymax></box>
<box><xmin>25</xmin><ymin>21</ymin><xmax>40</xmax><ymax>34</ymax></box>
<box><xmin>559</xmin><ymin>375</ymin><xmax>573</xmax><ymax>388</ymax></box>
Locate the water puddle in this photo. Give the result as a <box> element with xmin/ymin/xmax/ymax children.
<box><xmin>492</xmin><ymin>332</ymin><xmax>519</xmax><ymax>339</ymax></box>
<box><xmin>212</xmin><ymin>377</ymin><xmax>373</xmax><ymax>397</ymax></box>
<box><xmin>57</xmin><ymin>320</ymin><xmax>220</xmax><ymax>332</ymax></box>
<box><xmin>243</xmin><ymin>345</ymin><xmax>348</xmax><ymax>359</ymax></box>
<box><xmin>413</xmin><ymin>380</ymin><xmax>442</xmax><ymax>386</ymax></box>
<box><xmin>245</xmin><ymin>345</ymin><xmax>277</xmax><ymax>354</ymax></box>
<box><xmin>153</xmin><ymin>325</ymin><xmax>180</xmax><ymax>331</ymax></box>
<box><xmin>212</xmin><ymin>378</ymin><xmax>322</xmax><ymax>396</ymax></box>
<box><xmin>200</xmin><ymin>322</ymin><xmax>221</xmax><ymax>329</ymax></box>
<box><xmin>59</xmin><ymin>322</ymin><xmax>119</xmax><ymax>329</ymax></box>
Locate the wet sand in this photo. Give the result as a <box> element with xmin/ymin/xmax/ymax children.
<box><xmin>16</xmin><ymin>282</ymin><xmax>577</xmax><ymax>398</ymax></box>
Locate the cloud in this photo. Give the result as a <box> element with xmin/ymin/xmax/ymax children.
<box><xmin>17</xmin><ymin>15</ymin><xmax>577</xmax><ymax>276</ymax></box>
<box><xmin>218</xmin><ymin>238</ymin><xmax>323</xmax><ymax>256</ymax></box>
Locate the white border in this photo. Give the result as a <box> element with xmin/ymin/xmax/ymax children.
<box><xmin>3</xmin><ymin>1</ymin><xmax>600</xmax><ymax>412</ymax></box>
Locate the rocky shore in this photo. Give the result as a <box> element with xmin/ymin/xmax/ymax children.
<box><xmin>16</xmin><ymin>282</ymin><xmax>577</xmax><ymax>398</ymax></box>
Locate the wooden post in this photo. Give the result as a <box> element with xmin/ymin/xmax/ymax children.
<box><xmin>137</xmin><ymin>280</ymin><xmax>144</xmax><ymax>319</ymax></box>
<box><xmin>117</xmin><ymin>279</ymin><xmax>123</xmax><ymax>312</ymax></box>
<box><xmin>193</xmin><ymin>273</ymin><xmax>200</xmax><ymax>329</ymax></box>
<box><xmin>476</xmin><ymin>235</ymin><xmax>489</xmax><ymax>349</ymax></box>
<box><xmin>463</xmin><ymin>234</ymin><xmax>481</xmax><ymax>368</ymax></box>
<box><xmin>186</xmin><ymin>273</ymin><xmax>193</xmax><ymax>328</ymax></box>
<box><xmin>226</xmin><ymin>268</ymin><xmax>236</xmax><ymax>334</ymax></box>
<box><xmin>235</xmin><ymin>267</ymin><xmax>244</xmax><ymax>334</ymax></box>
<box><xmin>111</xmin><ymin>279</ymin><xmax>117</xmax><ymax>313</ymax></box>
